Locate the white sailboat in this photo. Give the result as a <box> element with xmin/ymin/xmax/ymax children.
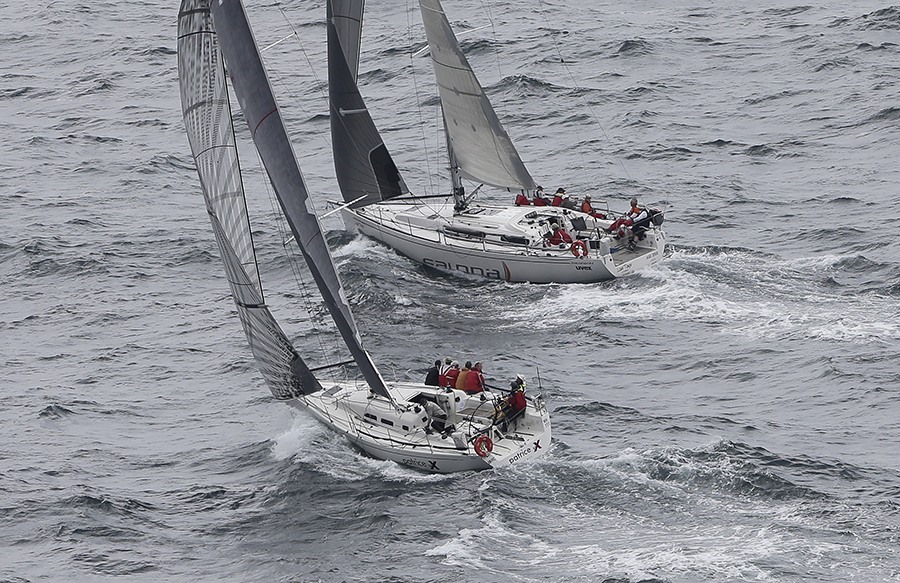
<box><xmin>328</xmin><ymin>0</ymin><xmax>666</xmax><ymax>284</ymax></box>
<box><xmin>177</xmin><ymin>0</ymin><xmax>550</xmax><ymax>473</ymax></box>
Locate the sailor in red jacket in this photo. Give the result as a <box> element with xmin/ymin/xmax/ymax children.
<box><xmin>609</xmin><ymin>197</ymin><xmax>644</xmax><ymax>232</ymax></box>
<box><xmin>444</xmin><ymin>361</ymin><xmax>461</xmax><ymax>389</ymax></box>
<box><xmin>580</xmin><ymin>193</ymin><xmax>606</xmax><ymax>219</ymax></box>
<box><xmin>532</xmin><ymin>186</ymin><xmax>549</xmax><ymax>206</ymax></box>
<box><xmin>508</xmin><ymin>383</ymin><xmax>526</xmax><ymax>415</ymax></box>
<box><xmin>464</xmin><ymin>361</ymin><xmax>485</xmax><ymax>394</ymax></box>
<box><xmin>514</xmin><ymin>192</ymin><xmax>530</xmax><ymax>206</ymax></box>
<box><xmin>497</xmin><ymin>374</ymin><xmax>528</xmax><ymax>431</ymax></box>
<box><xmin>437</xmin><ymin>357</ymin><xmax>452</xmax><ymax>387</ymax></box>
<box><xmin>551</xmin><ymin>187</ymin><xmax>566</xmax><ymax>206</ymax></box>
<box><xmin>547</xmin><ymin>222</ymin><xmax>573</xmax><ymax>246</ymax></box>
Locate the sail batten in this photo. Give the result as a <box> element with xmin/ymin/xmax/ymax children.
<box><xmin>418</xmin><ymin>0</ymin><xmax>535</xmax><ymax>191</ymax></box>
<box><xmin>178</xmin><ymin>0</ymin><xmax>321</xmax><ymax>400</ymax></box>
<box><xmin>329</xmin><ymin>0</ymin><xmax>364</xmax><ymax>82</ymax></box>
<box><xmin>209</xmin><ymin>0</ymin><xmax>392</xmax><ymax>401</ymax></box>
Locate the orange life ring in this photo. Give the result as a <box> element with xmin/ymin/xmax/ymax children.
<box><xmin>570</xmin><ymin>240</ymin><xmax>588</xmax><ymax>258</ymax></box>
<box><xmin>474</xmin><ymin>435</ymin><xmax>493</xmax><ymax>457</ymax></box>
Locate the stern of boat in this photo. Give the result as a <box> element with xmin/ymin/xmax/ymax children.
<box><xmin>480</xmin><ymin>393</ymin><xmax>552</xmax><ymax>469</ymax></box>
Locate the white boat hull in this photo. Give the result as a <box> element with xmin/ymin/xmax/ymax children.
<box><xmin>287</xmin><ymin>380</ymin><xmax>552</xmax><ymax>473</ymax></box>
<box><xmin>342</xmin><ymin>202</ymin><xmax>665</xmax><ymax>284</ymax></box>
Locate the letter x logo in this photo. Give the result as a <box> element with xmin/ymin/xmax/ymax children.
<box><xmin>429</xmin><ymin>460</ymin><xmax>439</xmax><ymax>470</ymax></box>
<box><xmin>533</xmin><ymin>440</ymin><xmax>542</xmax><ymax>451</ymax></box>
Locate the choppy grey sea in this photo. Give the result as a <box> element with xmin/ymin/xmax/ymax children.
<box><xmin>2</xmin><ymin>0</ymin><xmax>899</xmax><ymax>581</ymax></box>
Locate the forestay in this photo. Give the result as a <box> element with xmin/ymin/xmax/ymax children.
<box><xmin>328</xmin><ymin>0</ymin><xmax>409</xmax><ymax>209</ymax></box>
<box><xmin>418</xmin><ymin>0</ymin><xmax>535</xmax><ymax>192</ymax></box>
<box><xmin>177</xmin><ymin>0</ymin><xmax>320</xmax><ymax>399</ymax></box>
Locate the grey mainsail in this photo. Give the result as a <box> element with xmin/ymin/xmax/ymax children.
<box><xmin>209</xmin><ymin>0</ymin><xmax>392</xmax><ymax>400</ymax></box>
<box><xmin>177</xmin><ymin>0</ymin><xmax>320</xmax><ymax>399</ymax></box>
<box><xmin>328</xmin><ymin>0</ymin><xmax>408</xmax><ymax>208</ymax></box>
<box><xmin>419</xmin><ymin>0</ymin><xmax>535</xmax><ymax>192</ymax></box>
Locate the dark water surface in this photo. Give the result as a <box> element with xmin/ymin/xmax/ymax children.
<box><xmin>2</xmin><ymin>1</ymin><xmax>899</xmax><ymax>581</ymax></box>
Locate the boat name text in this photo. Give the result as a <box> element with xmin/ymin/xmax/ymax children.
<box><xmin>402</xmin><ymin>457</ymin><xmax>437</xmax><ymax>471</ymax></box>
<box><xmin>423</xmin><ymin>258</ymin><xmax>503</xmax><ymax>279</ymax></box>
<box><xmin>507</xmin><ymin>446</ymin><xmax>534</xmax><ymax>465</ymax></box>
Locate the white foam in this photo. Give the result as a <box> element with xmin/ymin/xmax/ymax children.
<box><xmin>332</xmin><ymin>234</ymin><xmax>386</xmax><ymax>260</ymax></box>
<box><xmin>425</xmin><ymin>511</ymin><xmax>536</xmax><ymax>570</ymax></box>
<box><xmin>498</xmin><ymin>248</ymin><xmax>900</xmax><ymax>344</ymax></box>
<box><xmin>269</xmin><ymin>413</ymin><xmax>328</xmax><ymax>461</ymax></box>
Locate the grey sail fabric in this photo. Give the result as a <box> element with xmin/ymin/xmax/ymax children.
<box><xmin>418</xmin><ymin>0</ymin><xmax>535</xmax><ymax>191</ymax></box>
<box><xmin>210</xmin><ymin>214</ymin><xmax>322</xmax><ymax>398</ymax></box>
<box><xmin>328</xmin><ymin>0</ymin><xmax>408</xmax><ymax>208</ymax></box>
<box><xmin>329</xmin><ymin>0</ymin><xmax>364</xmax><ymax>81</ymax></box>
<box><xmin>210</xmin><ymin>0</ymin><xmax>392</xmax><ymax>400</ymax></box>
<box><xmin>177</xmin><ymin>0</ymin><xmax>320</xmax><ymax>399</ymax></box>
<box><xmin>177</xmin><ymin>0</ymin><xmax>260</xmax><ymax>293</ymax></box>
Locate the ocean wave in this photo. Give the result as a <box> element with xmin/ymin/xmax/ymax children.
<box><xmin>559</xmin><ymin>439</ymin><xmax>826</xmax><ymax>502</ymax></box>
<box><xmin>38</xmin><ymin>404</ymin><xmax>76</xmax><ymax>418</ymax></box>
<box><xmin>486</xmin><ymin>247</ymin><xmax>900</xmax><ymax>344</ymax></box>
<box><xmin>615</xmin><ymin>39</ymin><xmax>652</xmax><ymax>56</ymax></box>
<box><xmin>857</xmin><ymin>6</ymin><xmax>900</xmax><ymax>30</ymax></box>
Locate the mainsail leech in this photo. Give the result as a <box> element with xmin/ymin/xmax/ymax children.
<box><xmin>418</xmin><ymin>0</ymin><xmax>535</xmax><ymax>191</ymax></box>
<box><xmin>328</xmin><ymin>0</ymin><xmax>409</xmax><ymax>208</ymax></box>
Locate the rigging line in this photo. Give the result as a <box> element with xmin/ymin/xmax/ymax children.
<box><xmin>261</xmin><ymin>32</ymin><xmax>294</xmax><ymax>53</ymax></box>
<box><xmin>267</xmin><ymin>8</ymin><xmax>385</xmax><ymax>364</ymax></box>
<box><xmin>417</xmin><ymin>29</ymin><xmax>470</xmax><ymax>215</ymax></box>
<box><xmin>533</xmin><ymin>0</ymin><xmax>585</xmax><ymax>178</ymax></box>
<box><xmin>243</xmin><ymin>10</ymin><xmax>348</xmax><ymax>380</ymax></box>
<box><xmin>263</xmin><ymin>13</ymin><xmax>398</xmax><ymax>319</ymax></box>
<box><xmin>477</xmin><ymin>0</ymin><xmax>508</xmax><ymax>125</ymax></box>
<box><xmin>400</xmin><ymin>14</ymin><xmax>461</xmax><ymax>226</ymax></box>
<box><xmin>535</xmin><ymin>0</ymin><xmax>634</xmax><ymax>186</ymax></box>
<box><xmin>246</xmin><ymin>124</ymin><xmax>344</xmax><ymax>383</ymax></box>
<box><xmin>275</xmin><ymin>4</ymin><xmax>328</xmax><ymax>105</ymax></box>
<box><xmin>266</xmin><ymin>9</ymin><xmax>333</xmax><ymax>162</ymax></box>
<box><xmin>410</xmin><ymin>23</ymin><xmax>491</xmax><ymax>57</ymax></box>
<box><xmin>259</xmin><ymin>141</ymin><xmax>377</xmax><ymax>382</ymax></box>
<box><xmin>407</xmin><ymin>0</ymin><xmax>439</xmax><ymax>202</ymax></box>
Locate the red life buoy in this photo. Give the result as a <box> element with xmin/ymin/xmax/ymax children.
<box><xmin>474</xmin><ymin>435</ymin><xmax>493</xmax><ymax>457</ymax></box>
<box><xmin>570</xmin><ymin>240</ymin><xmax>588</xmax><ymax>258</ymax></box>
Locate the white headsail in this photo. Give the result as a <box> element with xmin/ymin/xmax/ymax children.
<box><xmin>418</xmin><ymin>0</ymin><xmax>536</xmax><ymax>191</ymax></box>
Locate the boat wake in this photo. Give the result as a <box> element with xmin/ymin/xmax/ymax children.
<box><xmin>491</xmin><ymin>245</ymin><xmax>900</xmax><ymax>345</ymax></box>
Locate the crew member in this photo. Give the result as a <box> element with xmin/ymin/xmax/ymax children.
<box><xmin>417</xmin><ymin>396</ymin><xmax>447</xmax><ymax>432</ymax></box>
<box><xmin>551</xmin><ymin>187</ymin><xmax>566</xmax><ymax>206</ymax></box>
<box><xmin>455</xmin><ymin>361</ymin><xmax>472</xmax><ymax>391</ymax></box>
<box><xmin>496</xmin><ymin>375</ymin><xmax>527</xmax><ymax>431</ymax></box>
<box><xmin>508</xmin><ymin>380</ymin><xmax>526</xmax><ymax>415</ymax></box>
<box><xmin>608</xmin><ymin>197</ymin><xmax>654</xmax><ymax>250</ymax></box>
<box><xmin>580</xmin><ymin>194</ymin><xmax>606</xmax><ymax>219</ymax></box>
<box><xmin>424</xmin><ymin>360</ymin><xmax>440</xmax><ymax>386</ymax></box>
<box><xmin>445</xmin><ymin>360</ymin><xmax>461</xmax><ymax>389</ymax></box>
<box><xmin>533</xmin><ymin>186</ymin><xmax>550</xmax><ymax>206</ymax></box>
<box><xmin>609</xmin><ymin>197</ymin><xmax>643</xmax><ymax>232</ymax></box>
<box><xmin>547</xmin><ymin>222</ymin><xmax>573</xmax><ymax>246</ymax></box>
<box><xmin>465</xmin><ymin>361</ymin><xmax>485</xmax><ymax>394</ymax></box>
<box><xmin>514</xmin><ymin>192</ymin><xmax>531</xmax><ymax>206</ymax></box>
<box><xmin>438</xmin><ymin>357</ymin><xmax>452</xmax><ymax>387</ymax></box>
